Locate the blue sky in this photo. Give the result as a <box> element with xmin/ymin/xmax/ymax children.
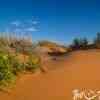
<box><xmin>0</xmin><ymin>0</ymin><xmax>100</xmax><ymax>44</ymax></box>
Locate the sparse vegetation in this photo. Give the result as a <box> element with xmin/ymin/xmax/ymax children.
<box><xmin>0</xmin><ymin>35</ymin><xmax>41</xmax><ymax>90</ymax></box>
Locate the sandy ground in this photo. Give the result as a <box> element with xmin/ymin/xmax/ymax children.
<box><xmin>0</xmin><ymin>50</ymin><xmax>100</xmax><ymax>100</ymax></box>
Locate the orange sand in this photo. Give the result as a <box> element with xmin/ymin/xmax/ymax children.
<box><xmin>0</xmin><ymin>50</ymin><xmax>100</xmax><ymax>100</ymax></box>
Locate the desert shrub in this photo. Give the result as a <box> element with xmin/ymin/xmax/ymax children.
<box><xmin>25</xmin><ymin>55</ymin><xmax>41</xmax><ymax>72</ymax></box>
<box><xmin>0</xmin><ymin>36</ymin><xmax>41</xmax><ymax>90</ymax></box>
<box><xmin>0</xmin><ymin>51</ymin><xmax>41</xmax><ymax>90</ymax></box>
<box><xmin>0</xmin><ymin>71</ymin><xmax>16</xmax><ymax>90</ymax></box>
<box><xmin>0</xmin><ymin>53</ymin><xmax>16</xmax><ymax>89</ymax></box>
<box><xmin>0</xmin><ymin>37</ymin><xmax>9</xmax><ymax>47</ymax></box>
<box><xmin>7</xmin><ymin>54</ymin><xmax>25</xmax><ymax>75</ymax></box>
<box><xmin>12</xmin><ymin>62</ymin><xmax>25</xmax><ymax>75</ymax></box>
<box><xmin>0</xmin><ymin>37</ymin><xmax>10</xmax><ymax>54</ymax></box>
<box><xmin>9</xmin><ymin>39</ymin><xmax>36</xmax><ymax>55</ymax></box>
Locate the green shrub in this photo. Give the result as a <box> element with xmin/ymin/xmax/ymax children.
<box><xmin>0</xmin><ymin>40</ymin><xmax>41</xmax><ymax>90</ymax></box>
<box><xmin>0</xmin><ymin>53</ymin><xmax>16</xmax><ymax>89</ymax></box>
<box><xmin>0</xmin><ymin>71</ymin><xmax>16</xmax><ymax>90</ymax></box>
<box><xmin>7</xmin><ymin>54</ymin><xmax>25</xmax><ymax>75</ymax></box>
<box><xmin>25</xmin><ymin>55</ymin><xmax>40</xmax><ymax>72</ymax></box>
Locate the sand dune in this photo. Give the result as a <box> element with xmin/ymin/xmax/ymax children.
<box><xmin>0</xmin><ymin>50</ymin><xmax>100</xmax><ymax>100</ymax></box>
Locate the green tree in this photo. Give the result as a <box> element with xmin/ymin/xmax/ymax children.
<box><xmin>94</xmin><ymin>32</ymin><xmax>100</xmax><ymax>48</ymax></box>
<box><xmin>81</xmin><ymin>38</ymin><xmax>88</xmax><ymax>49</ymax></box>
<box><xmin>72</xmin><ymin>38</ymin><xmax>81</xmax><ymax>50</ymax></box>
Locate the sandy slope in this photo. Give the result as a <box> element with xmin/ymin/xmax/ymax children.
<box><xmin>1</xmin><ymin>50</ymin><xmax>100</xmax><ymax>100</ymax></box>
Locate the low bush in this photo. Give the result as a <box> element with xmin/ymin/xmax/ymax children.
<box><xmin>0</xmin><ymin>51</ymin><xmax>41</xmax><ymax>90</ymax></box>
<box><xmin>0</xmin><ymin>36</ymin><xmax>41</xmax><ymax>90</ymax></box>
<box><xmin>7</xmin><ymin>54</ymin><xmax>25</xmax><ymax>75</ymax></box>
<box><xmin>25</xmin><ymin>55</ymin><xmax>41</xmax><ymax>72</ymax></box>
<box><xmin>0</xmin><ymin>53</ymin><xmax>16</xmax><ymax>89</ymax></box>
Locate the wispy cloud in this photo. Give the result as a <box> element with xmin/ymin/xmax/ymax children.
<box><xmin>26</xmin><ymin>27</ymin><xmax>38</xmax><ymax>32</ymax></box>
<box><xmin>7</xmin><ymin>18</ymin><xmax>40</xmax><ymax>34</ymax></box>
<box><xmin>31</xmin><ymin>20</ymin><xmax>39</xmax><ymax>25</ymax></box>
<box><xmin>11</xmin><ymin>21</ymin><xmax>21</xmax><ymax>27</ymax></box>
